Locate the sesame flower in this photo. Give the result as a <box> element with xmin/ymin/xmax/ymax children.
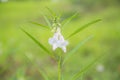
<box><xmin>48</xmin><ymin>27</ymin><xmax>68</xmax><ymax>53</ymax></box>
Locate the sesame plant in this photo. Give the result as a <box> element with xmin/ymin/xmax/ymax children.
<box><xmin>21</xmin><ymin>8</ymin><xmax>102</xmax><ymax>80</ymax></box>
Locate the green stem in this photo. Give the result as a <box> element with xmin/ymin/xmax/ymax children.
<box><xmin>58</xmin><ymin>55</ymin><xmax>62</xmax><ymax>80</ymax></box>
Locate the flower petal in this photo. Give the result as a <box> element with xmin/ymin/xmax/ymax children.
<box><xmin>61</xmin><ymin>46</ymin><xmax>67</xmax><ymax>53</ymax></box>
<box><xmin>53</xmin><ymin>44</ymin><xmax>58</xmax><ymax>50</ymax></box>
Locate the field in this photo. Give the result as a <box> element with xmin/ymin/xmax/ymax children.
<box><xmin>0</xmin><ymin>1</ymin><xmax>120</xmax><ymax>80</ymax></box>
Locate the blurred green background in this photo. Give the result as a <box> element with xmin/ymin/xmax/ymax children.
<box><xmin>0</xmin><ymin>0</ymin><xmax>120</xmax><ymax>80</ymax></box>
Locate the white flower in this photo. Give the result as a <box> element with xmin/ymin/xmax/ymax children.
<box><xmin>48</xmin><ymin>27</ymin><xmax>68</xmax><ymax>53</ymax></box>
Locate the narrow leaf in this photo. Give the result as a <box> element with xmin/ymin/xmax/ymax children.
<box><xmin>62</xmin><ymin>12</ymin><xmax>79</xmax><ymax>27</ymax></box>
<box><xmin>46</xmin><ymin>7</ymin><xmax>56</xmax><ymax>17</ymax></box>
<box><xmin>58</xmin><ymin>12</ymin><xmax>63</xmax><ymax>20</ymax></box>
<box><xmin>30</xmin><ymin>21</ymin><xmax>50</xmax><ymax>29</ymax></box>
<box><xmin>24</xmin><ymin>53</ymin><xmax>50</xmax><ymax>80</ymax></box>
<box><xmin>20</xmin><ymin>28</ymin><xmax>52</xmax><ymax>56</ymax></box>
<box><xmin>67</xmin><ymin>19</ymin><xmax>101</xmax><ymax>39</ymax></box>
<box><xmin>43</xmin><ymin>14</ymin><xmax>51</xmax><ymax>28</ymax></box>
<box><xmin>71</xmin><ymin>53</ymin><xmax>105</xmax><ymax>80</ymax></box>
<box><xmin>63</xmin><ymin>35</ymin><xmax>93</xmax><ymax>64</ymax></box>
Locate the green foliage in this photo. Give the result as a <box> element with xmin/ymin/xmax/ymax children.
<box><xmin>1</xmin><ymin>1</ymin><xmax>119</xmax><ymax>80</ymax></box>
<box><xmin>43</xmin><ymin>14</ymin><xmax>52</xmax><ymax>28</ymax></box>
<box><xmin>61</xmin><ymin>12</ymin><xmax>79</xmax><ymax>27</ymax></box>
<box><xmin>70</xmin><ymin>54</ymin><xmax>105</xmax><ymax>80</ymax></box>
<box><xmin>67</xmin><ymin>19</ymin><xmax>101</xmax><ymax>39</ymax></box>
<box><xmin>46</xmin><ymin>7</ymin><xmax>57</xmax><ymax>17</ymax></box>
<box><xmin>24</xmin><ymin>53</ymin><xmax>50</xmax><ymax>80</ymax></box>
<box><xmin>30</xmin><ymin>21</ymin><xmax>50</xmax><ymax>29</ymax></box>
<box><xmin>20</xmin><ymin>28</ymin><xmax>53</xmax><ymax>57</ymax></box>
<box><xmin>21</xmin><ymin>10</ymin><xmax>102</xmax><ymax>80</ymax></box>
<box><xmin>63</xmin><ymin>35</ymin><xmax>93</xmax><ymax>65</ymax></box>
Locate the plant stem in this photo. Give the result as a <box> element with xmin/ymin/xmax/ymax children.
<box><xmin>58</xmin><ymin>55</ymin><xmax>62</xmax><ymax>80</ymax></box>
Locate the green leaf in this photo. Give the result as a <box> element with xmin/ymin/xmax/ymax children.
<box><xmin>71</xmin><ymin>53</ymin><xmax>105</xmax><ymax>80</ymax></box>
<box><xmin>30</xmin><ymin>21</ymin><xmax>50</xmax><ymax>29</ymax></box>
<box><xmin>24</xmin><ymin>53</ymin><xmax>50</xmax><ymax>80</ymax></box>
<box><xmin>20</xmin><ymin>28</ymin><xmax>52</xmax><ymax>56</ymax></box>
<box><xmin>58</xmin><ymin>12</ymin><xmax>63</xmax><ymax>20</ymax></box>
<box><xmin>43</xmin><ymin>14</ymin><xmax>51</xmax><ymax>28</ymax></box>
<box><xmin>63</xmin><ymin>35</ymin><xmax>93</xmax><ymax>64</ymax></box>
<box><xmin>67</xmin><ymin>19</ymin><xmax>101</xmax><ymax>39</ymax></box>
<box><xmin>46</xmin><ymin>7</ymin><xmax>56</xmax><ymax>17</ymax></box>
<box><xmin>61</xmin><ymin>12</ymin><xmax>79</xmax><ymax>27</ymax></box>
